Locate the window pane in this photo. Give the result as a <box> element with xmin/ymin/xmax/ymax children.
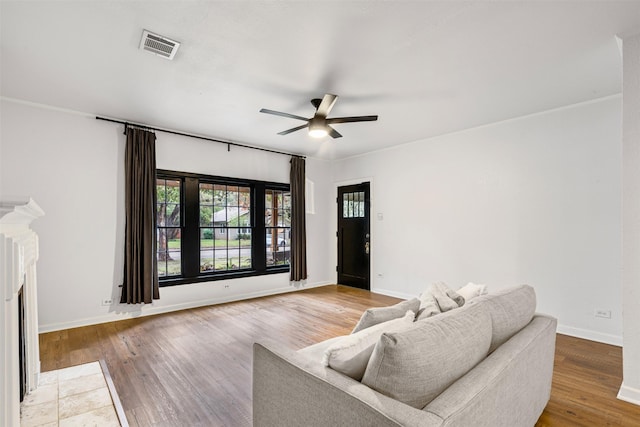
<box><xmin>215</xmin><ymin>239</ymin><xmax>227</xmax><ymax>271</ymax></box>
<box><xmin>200</xmin><ymin>183</ymin><xmax>213</xmax><ymax>203</ymax></box>
<box><xmin>157</xmin><ymin>203</ymin><xmax>166</xmax><ymax>226</ymax></box>
<box><xmin>200</xmin><ymin>205</ymin><xmax>213</xmax><ymax>227</ymax></box>
<box><xmin>157</xmin><ymin>257</ymin><xmax>167</xmax><ymax>277</ymax></box>
<box><xmin>227</xmin><ymin>186</ymin><xmax>239</xmax><ymax>207</ymax></box>
<box><xmin>215</xmin><ymin>207</ymin><xmax>227</xmax><ymax>223</ymax></box>
<box><xmin>229</xmin><ymin>255</ymin><xmax>240</xmax><ymax>270</ymax></box>
<box><xmin>214</xmin><ymin>185</ymin><xmax>226</xmax><ymax>206</ymax></box>
<box><xmin>166</xmin><ymin>203</ymin><xmax>180</xmax><ymax>226</ymax></box>
<box><xmin>200</xmin><ymin>228</ymin><xmax>213</xmax><ymax>248</ymax></box>
<box><xmin>200</xmin><ymin>228</ymin><xmax>214</xmax><ymax>272</ymax></box>
<box><xmin>343</xmin><ymin>193</ymin><xmax>349</xmax><ymax>218</ymax></box>
<box><xmin>167</xmin><ymin>239</ymin><xmax>181</xmax><ymax>276</ymax></box>
<box><xmin>157</xmin><ymin>230</ymin><xmax>181</xmax><ymax>277</ymax></box>
<box><xmin>239</xmin><ymin>187</ymin><xmax>250</xmax><ymax>208</ymax></box>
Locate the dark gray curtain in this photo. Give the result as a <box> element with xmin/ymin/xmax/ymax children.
<box><xmin>290</xmin><ymin>156</ymin><xmax>308</xmax><ymax>281</ymax></box>
<box><xmin>121</xmin><ymin>127</ymin><xmax>160</xmax><ymax>304</ymax></box>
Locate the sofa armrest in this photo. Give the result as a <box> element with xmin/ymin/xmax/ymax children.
<box><xmin>253</xmin><ymin>341</ymin><xmax>442</xmax><ymax>427</ymax></box>
<box><xmin>424</xmin><ymin>314</ymin><xmax>557</xmax><ymax>427</ymax></box>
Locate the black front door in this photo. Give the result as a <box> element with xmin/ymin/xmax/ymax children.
<box><xmin>337</xmin><ymin>182</ymin><xmax>370</xmax><ymax>290</ymax></box>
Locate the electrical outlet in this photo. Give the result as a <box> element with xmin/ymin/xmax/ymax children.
<box><xmin>595</xmin><ymin>309</ymin><xmax>611</xmax><ymax>319</ymax></box>
<box><xmin>101</xmin><ymin>298</ymin><xmax>113</xmax><ymax>306</ymax></box>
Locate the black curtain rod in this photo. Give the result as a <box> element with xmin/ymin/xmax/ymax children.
<box><xmin>95</xmin><ymin>116</ymin><xmax>305</xmax><ymax>159</ymax></box>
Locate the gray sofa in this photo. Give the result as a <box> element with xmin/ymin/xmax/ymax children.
<box><xmin>253</xmin><ymin>285</ymin><xmax>557</xmax><ymax>427</ymax></box>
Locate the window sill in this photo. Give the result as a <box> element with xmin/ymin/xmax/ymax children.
<box><xmin>159</xmin><ymin>266</ymin><xmax>290</xmax><ymax>287</ymax></box>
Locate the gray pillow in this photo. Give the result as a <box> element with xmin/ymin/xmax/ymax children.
<box><xmin>351</xmin><ymin>298</ymin><xmax>421</xmax><ymax>333</ymax></box>
<box><xmin>469</xmin><ymin>284</ymin><xmax>536</xmax><ymax>352</ymax></box>
<box><xmin>361</xmin><ymin>302</ymin><xmax>492</xmax><ymax>409</ymax></box>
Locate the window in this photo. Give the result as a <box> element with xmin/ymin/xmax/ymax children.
<box><xmin>156</xmin><ymin>178</ymin><xmax>182</xmax><ymax>277</ymax></box>
<box><xmin>199</xmin><ymin>183</ymin><xmax>252</xmax><ymax>272</ymax></box>
<box><xmin>265</xmin><ymin>189</ymin><xmax>291</xmax><ymax>266</ymax></box>
<box><xmin>156</xmin><ymin>170</ymin><xmax>290</xmax><ymax>286</ymax></box>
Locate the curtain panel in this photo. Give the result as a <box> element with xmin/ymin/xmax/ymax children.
<box><xmin>290</xmin><ymin>156</ymin><xmax>308</xmax><ymax>281</ymax></box>
<box><xmin>121</xmin><ymin>127</ymin><xmax>160</xmax><ymax>304</ymax></box>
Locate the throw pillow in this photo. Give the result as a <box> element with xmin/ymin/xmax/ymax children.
<box><xmin>362</xmin><ymin>303</ymin><xmax>492</xmax><ymax>409</ymax></box>
<box><xmin>456</xmin><ymin>282</ymin><xmax>488</xmax><ymax>302</ymax></box>
<box><xmin>415</xmin><ymin>292</ymin><xmax>440</xmax><ymax>320</ymax></box>
<box><xmin>352</xmin><ymin>298</ymin><xmax>421</xmax><ymax>333</ymax></box>
<box><xmin>323</xmin><ymin>311</ymin><xmax>416</xmax><ymax>381</ymax></box>
<box><xmin>416</xmin><ymin>282</ymin><xmax>464</xmax><ymax>321</ymax></box>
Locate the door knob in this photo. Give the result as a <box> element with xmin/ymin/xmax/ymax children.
<box><xmin>365</xmin><ymin>242</ymin><xmax>370</xmax><ymax>254</ymax></box>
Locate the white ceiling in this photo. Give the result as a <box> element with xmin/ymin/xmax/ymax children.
<box><xmin>2</xmin><ymin>1</ymin><xmax>640</xmax><ymax>160</ymax></box>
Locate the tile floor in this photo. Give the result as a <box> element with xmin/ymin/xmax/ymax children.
<box><xmin>20</xmin><ymin>361</ymin><xmax>121</xmax><ymax>426</ymax></box>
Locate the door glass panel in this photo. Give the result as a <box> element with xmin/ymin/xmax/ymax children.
<box><xmin>342</xmin><ymin>191</ymin><xmax>366</xmax><ymax>218</ymax></box>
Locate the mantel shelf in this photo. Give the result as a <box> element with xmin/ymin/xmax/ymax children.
<box><xmin>0</xmin><ymin>198</ymin><xmax>45</xmax><ymax>225</ymax></box>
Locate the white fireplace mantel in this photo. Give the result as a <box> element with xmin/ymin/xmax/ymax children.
<box><xmin>1</xmin><ymin>198</ymin><xmax>44</xmax><ymax>427</ymax></box>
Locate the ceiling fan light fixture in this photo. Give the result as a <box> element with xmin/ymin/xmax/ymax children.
<box><xmin>308</xmin><ymin>118</ymin><xmax>328</xmax><ymax>138</ymax></box>
<box><xmin>309</xmin><ymin>127</ymin><xmax>328</xmax><ymax>138</ymax></box>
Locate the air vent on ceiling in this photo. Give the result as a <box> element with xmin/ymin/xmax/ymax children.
<box><xmin>139</xmin><ymin>30</ymin><xmax>180</xmax><ymax>60</ymax></box>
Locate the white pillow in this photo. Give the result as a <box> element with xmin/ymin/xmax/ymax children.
<box><xmin>322</xmin><ymin>311</ymin><xmax>416</xmax><ymax>381</ymax></box>
<box><xmin>457</xmin><ymin>282</ymin><xmax>488</xmax><ymax>302</ymax></box>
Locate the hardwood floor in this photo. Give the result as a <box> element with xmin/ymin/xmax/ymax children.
<box><xmin>38</xmin><ymin>285</ymin><xmax>640</xmax><ymax>426</ymax></box>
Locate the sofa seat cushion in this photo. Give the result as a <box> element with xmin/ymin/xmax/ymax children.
<box><xmin>469</xmin><ymin>284</ymin><xmax>536</xmax><ymax>352</ymax></box>
<box><xmin>352</xmin><ymin>298</ymin><xmax>421</xmax><ymax>333</ymax></box>
<box><xmin>361</xmin><ymin>302</ymin><xmax>492</xmax><ymax>409</ymax></box>
<box><xmin>297</xmin><ymin>335</ymin><xmax>343</xmax><ymax>362</ymax></box>
<box><xmin>322</xmin><ymin>311</ymin><xmax>416</xmax><ymax>381</ymax></box>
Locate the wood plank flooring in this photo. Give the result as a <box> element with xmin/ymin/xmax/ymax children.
<box><xmin>38</xmin><ymin>285</ymin><xmax>640</xmax><ymax>426</ymax></box>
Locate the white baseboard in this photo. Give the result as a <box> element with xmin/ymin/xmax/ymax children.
<box><xmin>618</xmin><ymin>382</ymin><xmax>640</xmax><ymax>406</ymax></box>
<box><xmin>375</xmin><ymin>289</ymin><xmax>624</xmax><ymax>347</ymax></box>
<box><xmin>39</xmin><ymin>280</ymin><xmax>331</xmax><ymax>333</ymax></box>
<box><xmin>372</xmin><ymin>287</ymin><xmax>415</xmax><ymax>300</ymax></box>
<box><xmin>556</xmin><ymin>324</ymin><xmax>622</xmax><ymax>346</ymax></box>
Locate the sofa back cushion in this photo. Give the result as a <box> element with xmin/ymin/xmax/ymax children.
<box><xmin>469</xmin><ymin>284</ymin><xmax>536</xmax><ymax>352</ymax></box>
<box><xmin>361</xmin><ymin>302</ymin><xmax>492</xmax><ymax>409</ymax></box>
<box><xmin>352</xmin><ymin>298</ymin><xmax>421</xmax><ymax>333</ymax></box>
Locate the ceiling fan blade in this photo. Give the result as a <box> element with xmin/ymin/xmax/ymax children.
<box><xmin>316</xmin><ymin>94</ymin><xmax>338</xmax><ymax>117</ymax></box>
<box><xmin>326</xmin><ymin>115</ymin><xmax>378</xmax><ymax>124</ymax></box>
<box><xmin>277</xmin><ymin>123</ymin><xmax>309</xmax><ymax>135</ymax></box>
<box><xmin>260</xmin><ymin>108</ymin><xmax>309</xmax><ymax>122</ymax></box>
<box><xmin>328</xmin><ymin>125</ymin><xmax>342</xmax><ymax>139</ymax></box>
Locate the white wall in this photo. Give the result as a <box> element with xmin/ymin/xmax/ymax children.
<box><xmin>0</xmin><ymin>95</ymin><xmax>626</xmax><ymax>345</ymax></box>
<box><xmin>0</xmin><ymin>99</ymin><xmax>334</xmax><ymax>332</ymax></box>
<box><xmin>332</xmin><ymin>96</ymin><xmax>623</xmax><ymax>344</ymax></box>
<box><xmin>620</xmin><ymin>32</ymin><xmax>640</xmax><ymax>405</ymax></box>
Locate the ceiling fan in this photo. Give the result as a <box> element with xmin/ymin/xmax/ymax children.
<box><xmin>260</xmin><ymin>93</ymin><xmax>378</xmax><ymax>139</ymax></box>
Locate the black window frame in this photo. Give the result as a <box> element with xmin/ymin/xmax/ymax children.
<box><xmin>157</xmin><ymin>169</ymin><xmax>290</xmax><ymax>287</ymax></box>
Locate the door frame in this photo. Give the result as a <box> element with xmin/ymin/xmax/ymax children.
<box><xmin>334</xmin><ymin>177</ymin><xmax>374</xmax><ymax>289</ymax></box>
